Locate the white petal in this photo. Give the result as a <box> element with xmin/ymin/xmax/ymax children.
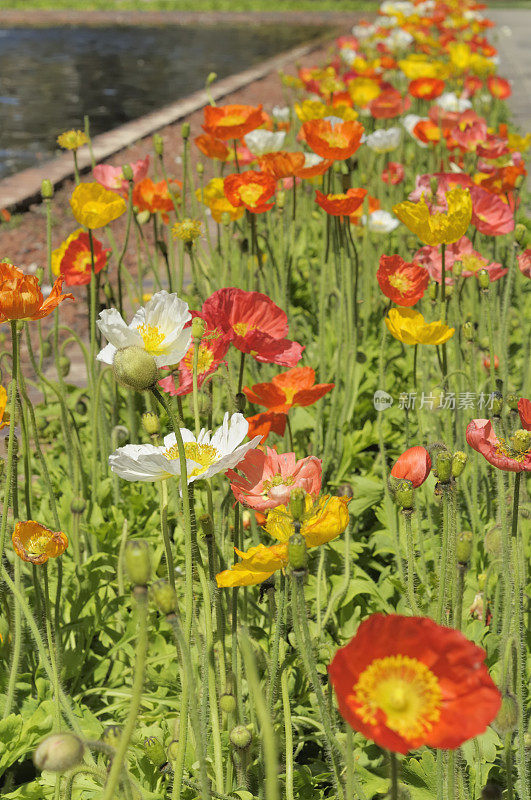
<box><xmin>97</xmin><ymin>308</ymin><xmax>141</xmax><ymax>350</ymax></box>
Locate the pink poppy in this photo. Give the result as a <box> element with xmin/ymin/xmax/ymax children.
<box><xmin>93</xmin><ymin>155</ymin><xmax>150</xmax><ymax>196</ymax></box>
<box><xmin>450</xmin><ymin>111</ymin><xmax>488</xmax><ymax>153</ymax></box>
<box><xmin>518</xmin><ymin>398</ymin><xmax>531</xmax><ymax>431</ymax></box>
<box><xmin>382</xmin><ymin>162</ymin><xmax>405</xmax><ymax>185</ymax></box>
<box><xmin>158</xmin><ymin>330</ymin><xmax>231</xmax><ymax>397</ymax></box>
<box><xmin>469</xmin><ymin>185</ymin><xmax>514</xmax><ymax>236</ymax></box>
<box><xmin>413</xmin><ymin>236</ymin><xmax>507</xmax><ymax>284</ymax></box>
<box><xmin>466</xmin><ymin>419</ymin><xmax>531</xmax><ymax>472</ymax></box>
<box><xmin>408</xmin><ymin>172</ymin><xmax>473</xmax><ymax>212</ymax></box>
<box><xmin>517</xmin><ymin>249</ymin><xmax>531</xmax><ymax>278</ymax></box>
<box><xmin>476</xmin><ymin>135</ymin><xmax>509</xmax><ymax>160</ymax></box>
<box><xmin>227</xmin><ymin>447</ymin><xmax>322</xmax><ymax>511</ymax></box>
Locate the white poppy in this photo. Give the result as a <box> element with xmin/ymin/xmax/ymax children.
<box><xmin>340</xmin><ymin>47</ymin><xmax>357</xmax><ymax>66</ymax></box>
<box><xmin>97</xmin><ymin>291</ymin><xmax>192</xmax><ymax>368</ymax></box>
<box><xmin>271</xmin><ymin>105</ymin><xmax>290</xmax><ymax>122</ymax></box>
<box><xmin>244</xmin><ymin>130</ymin><xmax>286</xmax><ymax>157</ymax></box>
<box><xmin>366</xmin><ymin>127</ymin><xmax>402</xmax><ymax>154</ymax></box>
<box><xmin>437</xmin><ymin>93</ymin><xmax>472</xmax><ymax>113</ymax></box>
<box><xmin>351</xmin><ymin>23</ymin><xmax>377</xmax><ymax>39</ymax></box>
<box><xmin>366</xmin><ymin>210</ymin><xmax>400</xmax><ymax>233</ymax></box>
<box><xmin>323</xmin><ymin>116</ymin><xmax>345</xmax><ymax>128</ymax></box>
<box><xmin>301</xmin><ymin>153</ymin><xmax>326</xmax><ymax>169</ymax></box>
<box><xmin>109</xmin><ymin>412</ymin><xmax>261</xmax><ymax>485</ymax></box>
<box><xmin>386</xmin><ymin>28</ymin><xmax>414</xmax><ymax>51</ymax></box>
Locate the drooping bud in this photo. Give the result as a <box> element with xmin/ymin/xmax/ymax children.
<box><xmin>451</xmin><ymin>451</ymin><xmax>467</xmax><ymax>478</ymax></box>
<box><xmin>143</xmin><ymin>736</ymin><xmax>167</xmax><ymax>767</ymax></box>
<box><xmin>392</xmin><ymin>478</ymin><xmax>414</xmax><ymax>509</ymax></box>
<box><xmin>235</xmin><ymin>392</ymin><xmax>246</xmax><ymax>413</ymax></box>
<box><xmin>191</xmin><ymin>317</ymin><xmax>206</xmax><ymax>340</ymax></box>
<box><xmin>462</xmin><ymin>321</ymin><xmax>475</xmax><ymax>341</ymax></box>
<box><xmin>484</xmin><ymin>525</ymin><xmax>502</xmax><ymax>557</ymax></box>
<box><xmin>41</xmin><ymin>179</ymin><xmax>54</xmax><ymax>199</ymax></box>
<box><xmin>33</xmin><ymin>733</ymin><xmax>85</xmax><ymax>772</ymax></box>
<box><xmin>124</xmin><ymin>539</ymin><xmax>151</xmax><ymax>587</ymax></box>
<box><xmin>288</xmin><ymin>532</ymin><xmax>308</xmax><ymax>573</ymax></box>
<box><xmin>42</xmin><ymin>339</ymin><xmax>52</xmax><ymax>358</ymax></box>
<box><xmin>206</xmin><ymin>72</ymin><xmax>217</xmax><ymax>86</ymax></box>
<box><xmin>491</xmin><ymin>693</ymin><xmax>519</xmax><ymax>735</ymax></box>
<box><xmin>153</xmin><ymin>134</ymin><xmax>164</xmax><ymax>156</ymax></box>
<box><xmin>101</xmin><ymin>725</ymin><xmax>121</xmax><ymax>748</ymax></box>
<box><xmin>230</xmin><ymin>725</ymin><xmax>252</xmax><ymax>750</ymax></box>
<box><xmin>477</xmin><ymin>269</ymin><xmax>490</xmax><ymax>291</ymax></box>
<box><xmin>435</xmin><ymin>451</ymin><xmax>452</xmax><ymax>483</ymax></box>
<box><xmin>181</xmin><ymin>122</ymin><xmax>191</xmax><ymax>140</ymax></box>
<box><xmin>113</xmin><ymin>346</ymin><xmax>158</xmax><ymax>392</ymax></box>
<box><xmin>456</xmin><ymin>530</ymin><xmax>473</xmax><ymax>565</ymax></box>
<box><xmin>219</xmin><ymin>692</ymin><xmax>237</xmax><ymax>714</ymax></box>
<box><xmin>167</xmin><ymin>739</ymin><xmax>179</xmax><ymax>763</ymax></box>
<box><xmin>142</xmin><ymin>412</ymin><xmax>160</xmax><ymax>436</ymax></box>
<box><xmin>150</xmin><ymin>580</ymin><xmax>178</xmax><ymax>615</ymax></box>
<box><xmin>58</xmin><ymin>355</ymin><xmax>70</xmax><ymax>378</ymax></box>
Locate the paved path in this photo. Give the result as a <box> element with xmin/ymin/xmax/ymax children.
<box><xmin>488</xmin><ymin>9</ymin><xmax>531</xmax><ymax>135</ymax></box>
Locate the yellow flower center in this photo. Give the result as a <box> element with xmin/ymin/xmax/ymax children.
<box><xmin>389</xmin><ymin>273</ymin><xmax>412</xmax><ymax>294</ymax></box>
<box><xmin>354</xmin><ymin>654</ymin><xmax>442</xmax><ymax>740</ymax></box>
<box><xmin>183</xmin><ymin>344</ymin><xmax>215</xmax><ymax>375</ymax></box>
<box><xmin>322</xmin><ymin>130</ymin><xmax>349</xmax><ymax>148</ymax></box>
<box><xmin>262</xmin><ymin>475</ymin><xmax>295</xmax><ymax>493</ymax></box>
<box><xmin>26</xmin><ymin>532</ymin><xmax>52</xmax><ymax>557</ymax></box>
<box><xmin>164</xmin><ymin>442</ymin><xmax>220</xmax><ymax>477</ymax></box>
<box><xmin>233</xmin><ymin>321</ymin><xmax>257</xmax><ymax>337</ymax></box>
<box><xmin>239</xmin><ymin>185</ymin><xmax>264</xmax><ymax>208</ymax></box>
<box><xmin>460</xmin><ymin>253</ymin><xmax>486</xmax><ymax>273</ymax></box>
<box><xmin>137</xmin><ymin>324</ymin><xmax>166</xmax><ymax>356</ymax></box>
<box><xmin>496</xmin><ymin>432</ymin><xmax>531</xmax><ymax>462</ymax></box>
<box><xmin>72</xmin><ymin>252</ymin><xmax>92</xmax><ymax>273</ymax></box>
<box><xmin>219</xmin><ymin>114</ymin><xmax>246</xmax><ymax>127</ymax></box>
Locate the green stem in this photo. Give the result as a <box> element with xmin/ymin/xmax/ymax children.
<box><xmin>160</xmin><ymin>479</ymin><xmax>175</xmax><ymax>590</ymax></box>
<box><xmin>390</xmin><ymin>752</ymin><xmax>399</xmax><ymax>800</ymax></box>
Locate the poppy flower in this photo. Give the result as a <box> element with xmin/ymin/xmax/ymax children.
<box><xmin>369</xmin><ymin>88</ymin><xmax>410</xmax><ymax>119</ymax></box>
<box><xmin>196</xmin><ymin>288</ymin><xmax>304</xmax><ymax>367</ymax></box>
<box><xmin>93</xmin><ymin>156</ymin><xmax>150</xmax><ymax>196</ymax></box>
<box><xmin>315</xmin><ymin>188</ymin><xmax>367</xmax><ymax>216</ymax></box>
<box><xmin>244</xmin><ymin>366</ymin><xmax>334</xmax><ymax>414</ymax></box>
<box><xmin>377</xmin><ymin>255</ymin><xmax>429</xmax><ymax>307</ymax></box>
<box><xmin>469</xmin><ymin>186</ymin><xmax>514</xmax><ymax>236</ymax></box>
<box><xmin>70</xmin><ymin>182</ymin><xmax>126</xmax><ymax>229</ymax></box>
<box><xmin>51</xmin><ymin>229</ymin><xmax>110</xmax><ymax>287</ymax></box>
<box><xmin>194</xmin><ymin>134</ymin><xmax>229</xmax><ymax>161</ymax></box>
<box><xmin>57</xmin><ymin>130</ymin><xmax>88</xmax><ymax>151</ymax></box>
<box><xmin>450</xmin><ymin>111</ymin><xmax>488</xmax><ymax>153</ymax></box>
<box><xmin>487</xmin><ymin>76</ymin><xmax>511</xmax><ymax>100</ymax></box>
<box><xmin>216</xmin><ymin>494</ymin><xmax>349</xmax><ymax>587</ymax></box>
<box><xmin>385</xmin><ymin>308</ymin><xmax>455</xmax><ymax>346</ymax></box>
<box><xmin>366</xmin><ymin>210</ymin><xmax>399</xmax><ymax>234</ymax></box>
<box><xmin>158</xmin><ymin>330</ymin><xmax>230</xmax><ymax>397</ymax></box>
<box><xmin>393</xmin><ymin>187</ymin><xmax>472</xmax><ymax>246</ymax></box>
<box><xmin>12</xmin><ymin>521</ymin><xmax>68</xmax><ymax>565</ymax></box>
<box><xmin>328</xmin><ymin>613</ymin><xmax>501</xmax><ymax>754</ymax></box>
<box><xmin>409</xmin><ymin>78</ymin><xmax>446</xmax><ymax>101</ymax></box>
<box><xmin>412</xmin><ymin>119</ymin><xmax>442</xmax><ymax>145</ymax></box>
<box><xmin>390</xmin><ymin>446</ymin><xmax>432</xmax><ymax>487</ymax></box>
<box><xmin>0</xmin><ymin>385</ymin><xmax>9</xmax><ymax>430</ymax></box>
<box><xmin>223</xmin><ymin>171</ymin><xmax>276</xmax><ymax>214</ymax></box>
<box><xmin>517</xmin><ymin>249</ymin><xmax>531</xmax><ymax>279</ymax></box>
<box><xmin>464</xmin><ymin>75</ymin><xmax>483</xmax><ymax>96</ymax></box>
<box><xmin>382</xmin><ymin>162</ymin><xmax>405</xmax><ymax>185</ymax></box>
<box><xmin>482</xmin><ymin>355</ymin><xmax>499</xmax><ymax>372</ymax></box>
<box><xmin>246</xmin><ymin>411</ymin><xmax>288</xmax><ymax>443</ymax></box>
<box><xmin>414</xmin><ymin>236</ymin><xmax>507</xmax><ymax>284</ymax></box>
<box><xmin>133</xmin><ymin>178</ymin><xmax>181</xmax><ymax>215</ymax></box>
<box><xmin>0</xmin><ymin>262</ymin><xmax>73</xmax><ymax>323</ymax></box>
<box><xmin>245</xmin><ymin>130</ymin><xmax>286</xmax><ymax>156</ymax></box>
<box><xmin>348</xmin><ymin>76</ymin><xmax>382</xmax><ymax>107</ymax></box>
<box><xmin>202</xmin><ymin>103</ymin><xmax>265</xmax><ymax>141</ymax></box>
<box><xmin>466</xmin><ymin>419</ymin><xmax>531</xmax><ymax>472</ymax></box>
<box><xmin>366</xmin><ymin>127</ymin><xmax>402</xmax><ymax>153</ymax></box>
<box><xmin>518</xmin><ymin>398</ymin><xmax>531</xmax><ymax>431</ymax></box>
<box><xmin>258</xmin><ymin>152</ymin><xmax>305</xmax><ymax>181</ymax></box>
<box><xmin>301</xmin><ymin>118</ymin><xmax>364</xmax><ymax>161</ymax></box>
<box><xmin>227</xmin><ymin>447</ymin><xmax>322</xmax><ymax>511</ymax></box>
<box><xmin>196</xmin><ymin>177</ymin><xmax>244</xmax><ymax>223</ymax></box>
<box><xmin>294</xmin><ymin>153</ymin><xmax>333</xmax><ymax>179</ymax></box>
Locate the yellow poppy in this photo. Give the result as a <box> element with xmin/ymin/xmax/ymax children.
<box><xmin>12</xmin><ymin>521</ymin><xmax>68</xmax><ymax>565</ymax></box>
<box><xmin>385</xmin><ymin>308</ymin><xmax>455</xmax><ymax>346</ymax></box>
<box><xmin>348</xmin><ymin>77</ymin><xmax>381</xmax><ymax>108</ymax></box>
<box><xmin>196</xmin><ymin>178</ymin><xmax>244</xmax><ymax>223</ymax></box>
<box><xmin>70</xmin><ymin>182</ymin><xmax>126</xmax><ymax>229</ymax></box>
<box><xmin>57</xmin><ymin>130</ymin><xmax>88</xmax><ymax>151</ymax></box>
<box><xmin>398</xmin><ymin>55</ymin><xmax>450</xmax><ymax>81</ymax></box>
<box><xmin>0</xmin><ymin>385</ymin><xmax>9</xmax><ymax>429</ymax></box>
<box><xmin>393</xmin><ymin>187</ymin><xmax>472</xmax><ymax>246</ymax></box>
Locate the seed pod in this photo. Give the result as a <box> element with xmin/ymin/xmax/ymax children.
<box><xmin>33</xmin><ymin>733</ymin><xmax>85</xmax><ymax>772</ymax></box>
<box><xmin>219</xmin><ymin>692</ymin><xmax>237</xmax><ymax>714</ymax></box>
<box><xmin>288</xmin><ymin>488</ymin><xmax>306</xmax><ymax>522</ymax></box>
<box><xmin>191</xmin><ymin>317</ymin><xmax>206</xmax><ymax>340</ymax></box>
<box><xmin>435</xmin><ymin>451</ymin><xmax>452</xmax><ymax>483</ymax></box>
<box><xmin>393</xmin><ymin>478</ymin><xmax>414</xmax><ymax>509</ymax></box>
<box><xmin>124</xmin><ymin>539</ymin><xmax>151</xmax><ymax>587</ymax></box>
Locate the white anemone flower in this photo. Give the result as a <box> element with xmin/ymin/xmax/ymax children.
<box><xmin>366</xmin><ymin>127</ymin><xmax>402</xmax><ymax>154</ymax></box>
<box><xmin>244</xmin><ymin>130</ymin><xmax>286</xmax><ymax>157</ymax></box>
<box><xmin>109</xmin><ymin>412</ymin><xmax>261</xmax><ymax>485</ymax></box>
<box><xmin>437</xmin><ymin>93</ymin><xmax>472</xmax><ymax>113</ymax></box>
<box><xmin>365</xmin><ymin>210</ymin><xmax>400</xmax><ymax>233</ymax></box>
<box><xmin>97</xmin><ymin>291</ymin><xmax>192</xmax><ymax>368</ymax></box>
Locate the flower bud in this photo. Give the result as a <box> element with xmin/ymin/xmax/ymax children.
<box><xmin>451</xmin><ymin>451</ymin><xmax>467</xmax><ymax>477</ymax></box>
<box><xmin>143</xmin><ymin>736</ymin><xmax>167</xmax><ymax>767</ymax></box>
<box><xmin>124</xmin><ymin>539</ymin><xmax>151</xmax><ymax>587</ymax></box>
<box><xmin>33</xmin><ymin>733</ymin><xmax>85</xmax><ymax>772</ymax></box>
<box><xmin>41</xmin><ymin>179</ymin><xmax>54</xmax><ymax>199</ymax></box>
<box><xmin>452</xmin><ymin>260</ymin><xmax>463</xmax><ymax>278</ymax></box>
<box><xmin>42</xmin><ymin>340</ymin><xmax>52</xmax><ymax>358</ymax></box>
<box><xmin>491</xmin><ymin>391</ymin><xmax>503</xmax><ymax>417</ymax></box>
<box><xmin>137</xmin><ymin>210</ymin><xmax>151</xmax><ymax>225</ymax></box>
<box><xmin>70</xmin><ymin>496</ymin><xmax>86</xmax><ymax>514</ymax></box>
<box><xmin>392</xmin><ymin>478</ymin><xmax>414</xmax><ymax>509</ymax></box>
<box><xmin>153</xmin><ymin>134</ymin><xmax>164</xmax><ymax>156</ymax></box>
<box><xmin>456</xmin><ymin>530</ymin><xmax>473</xmax><ymax>565</ymax></box>
<box><xmin>337</xmin><ymin>483</ymin><xmax>354</xmax><ymax>499</ymax></box>
<box><xmin>288</xmin><ymin>532</ymin><xmax>308</xmax><ymax>573</ymax></box>
<box><xmin>435</xmin><ymin>451</ymin><xmax>452</xmax><ymax>483</ymax></box>
<box><xmin>181</xmin><ymin>122</ymin><xmax>191</xmax><ymax>140</ymax></box>
<box><xmin>102</xmin><ymin>724</ymin><xmax>121</xmax><ymax>748</ymax></box>
<box><xmin>511</xmin><ymin>429</ymin><xmax>531</xmax><ymax>452</ymax></box>
<box><xmin>142</xmin><ymin>412</ymin><xmax>160</xmax><ymax>436</ymax></box>
<box><xmin>477</xmin><ymin>572</ymin><xmax>487</xmax><ymax>591</ymax></box>
<box><xmin>288</xmin><ymin>488</ymin><xmax>306</xmax><ymax>522</ymax></box>
<box><xmin>199</xmin><ymin>513</ymin><xmax>214</xmax><ymax>538</ymax></box>
<box><xmin>235</xmin><ymin>392</ymin><xmax>246</xmax><ymax>413</ymax></box>
<box><xmin>477</xmin><ymin>269</ymin><xmax>490</xmax><ymax>290</ymax></box>
<box><xmin>514</xmin><ymin>222</ymin><xmax>527</xmax><ymax>245</ymax></box>
<box><xmin>445</xmin><ymin>283</ymin><xmax>454</xmax><ymax>299</ymax></box>
<box><xmin>492</xmin><ymin>693</ymin><xmax>519</xmax><ymax>735</ymax></box>
<box><xmin>230</xmin><ymin>725</ymin><xmax>252</xmax><ymax>750</ymax></box>
<box><xmin>506</xmin><ymin>393</ymin><xmax>520</xmax><ymax>411</ymax></box>
<box><xmin>484</xmin><ymin>525</ymin><xmax>502</xmax><ymax>557</ymax></box>
<box><xmin>276</xmin><ymin>190</ymin><xmax>286</xmax><ymax>210</ymax></box>
<box><xmin>206</xmin><ymin>71</ymin><xmax>217</xmax><ymax>86</ymax></box>
<box><xmin>220</xmin><ymin>692</ymin><xmax>237</xmax><ymax>714</ymax></box>
<box><xmin>191</xmin><ymin>317</ymin><xmax>206</xmax><ymax>340</ymax></box>
<box><xmin>428</xmin><ymin>282</ymin><xmax>438</xmax><ymax>302</ymax></box>
<box><xmin>113</xmin><ymin>346</ymin><xmax>158</xmax><ymax>392</ymax></box>
<box><xmin>462</xmin><ymin>321</ymin><xmax>475</xmax><ymax>341</ymax></box>
<box><xmin>150</xmin><ymin>579</ymin><xmax>178</xmax><ymax>615</ymax></box>
<box><xmin>112</xmin><ymin>424</ymin><xmax>129</xmax><ymax>446</ymax></box>
<box><xmin>58</xmin><ymin>355</ymin><xmax>70</xmax><ymax>377</ymax></box>
<box><xmin>122</xmin><ymin>164</ymin><xmax>134</xmax><ymax>182</ymax></box>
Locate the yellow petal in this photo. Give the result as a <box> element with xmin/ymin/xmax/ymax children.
<box><xmin>215</xmin><ymin>543</ymin><xmax>288</xmax><ymax>588</ymax></box>
<box><xmin>302</xmin><ymin>495</ymin><xmax>350</xmax><ymax>547</ymax></box>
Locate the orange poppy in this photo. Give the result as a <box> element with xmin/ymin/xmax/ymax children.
<box><xmin>202</xmin><ymin>104</ymin><xmax>265</xmax><ymax>141</ymax></box>
<box><xmin>0</xmin><ymin>261</ymin><xmax>73</xmax><ymax>323</ymax></box>
<box><xmin>301</xmin><ymin>119</ymin><xmax>364</xmax><ymax>161</ymax></box>
<box><xmin>369</xmin><ymin>89</ymin><xmax>410</xmax><ymax>119</ymax></box>
<box><xmin>328</xmin><ymin>614</ymin><xmax>501</xmax><ymax>754</ymax></box>
<box><xmin>52</xmin><ymin>229</ymin><xmax>110</xmax><ymax>287</ymax></box>
<box><xmin>315</xmin><ymin>188</ymin><xmax>367</xmax><ymax>217</ymax></box>
<box><xmin>390</xmin><ymin>446</ymin><xmax>432</xmax><ymax>487</ymax></box>
<box><xmin>12</xmin><ymin>520</ymin><xmax>68</xmax><ymax>565</ymax></box>
<box><xmin>246</xmin><ymin>411</ymin><xmax>288</xmax><ymax>443</ymax></box>
<box><xmin>293</xmin><ymin>156</ymin><xmax>333</xmax><ymax>179</ymax></box>
<box><xmin>464</xmin><ymin>75</ymin><xmax>483</xmax><ymax>96</ymax></box>
<box><xmin>413</xmin><ymin>119</ymin><xmax>442</xmax><ymax>145</ymax></box>
<box><xmin>244</xmin><ymin>366</ymin><xmax>334</xmax><ymax>414</ymax></box>
<box><xmin>133</xmin><ymin>178</ymin><xmax>181</xmax><ymax>215</ymax></box>
<box><xmin>487</xmin><ymin>76</ymin><xmax>511</xmax><ymax>100</ymax></box>
<box><xmin>194</xmin><ymin>134</ymin><xmax>229</xmax><ymax>161</ymax></box>
<box><xmin>377</xmin><ymin>255</ymin><xmax>429</xmax><ymax>307</ymax></box>
<box><xmin>223</xmin><ymin>171</ymin><xmax>276</xmax><ymax>214</ymax></box>
<box><xmin>408</xmin><ymin>78</ymin><xmax>446</xmax><ymax>101</ymax></box>
<box><xmin>258</xmin><ymin>152</ymin><xmax>305</xmax><ymax>181</ymax></box>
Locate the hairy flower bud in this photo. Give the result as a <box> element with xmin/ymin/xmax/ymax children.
<box><xmin>150</xmin><ymin>580</ymin><xmax>178</xmax><ymax>615</ymax></box>
<box><xmin>456</xmin><ymin>530</ymin><xmax>473</xmax><ymax>565</ymax></box>
<box><xmin>137</xmin><ymin>210</ymin><xmax>151</xmax><ymax>225</ymax></box>
<box><xmin>477</xmin><ymin>269</ymin><xmax>490</xmax><ymax>291</ymax></box>
<box><xmin>122</xmin><ymin>164</ymin><xmax>134</xmax><ymax>182</ymax></box>
<box><xmin>124</xmin><ymin>539</ymin><xmax>151</xmax><ymax>587</ymax></box>
<box><xmin>113</xmin><ymin>346</ymin><xmax>158</xmax><ymax>392</ymax></box>
<box><xmin>191</xmin><ymin>317</ymin><xmax>206</xmax><ymax>340</ymax></box>
<box><xmin>181</xmin><ymin>122</ymin><xmax>191</xmax><ymax>140</ymax></box>
<box><xmin>70</xmin><ymin>496</ymin><xmax>86</xmax><ymax>515</ymax></box>
<box><xmin>153</xmin><ymin>134</ymin><xmax>164</xmax><ymax>156</ymax></box>
<box><xmin>142</xmin><ymin>412</ymin><xmax>160</xmax><ymax>436</ymax></box>
<box><xmin>41</xmin><ymin>179</ymin><xmax>54</xmax><ymax>200</ymax></box>
<box><xmin>491</xmin><ymin>391</ymin><xmax>503</xmax><ymax>417</ymax></box>
<box><xmin>220</xmin><ymin>692</ymin><xmax>237</xmax><ymax>714</ymax></box>
<box><xmin>514</xmin><ymin>222</ymin><xmax>527</xmax><ymax>245</ymax></box>
<box><xmin>199</xmin><ymin>513</ymin><xmax>214</xmax><ymax>539</ymax></box>
<box><xmin>33</xmin><ymin>733</ymin><xmax>85</xmax><ymax>772</ymax></box>
<box><xmin>58</xmin><ymin>355</ymin><xmax>70</xmax><ymax>378</ymax></box>
<box><xmin>435</xmin><ymin>451</ymin><xmax>452</xmax><ymax>483</ymax></box>
<box><xmin>288</xmin><ymin>532</ymin><xmax>308</xmax><ymax>573</ymax></box>
<box><xmin>452</xmin><ymin>260</ymin><xmax>463</xmax><ymax>278</ymax></box>
<box><xmin>428</xmin><ymin>282</ymin><xmax>438</xmax><ymax>302</ymax></box>
<box><xmin>235</xmin><ymin>392</ymin><xmax>246</xmax><ymax>413</ymax></box>
<box><xmin>462</xmin><ymin>321</ymin><xmax>475</xmax><ymax>341</ymax></box>
<box><xmin>451</xmin><ymin>451</ymin><xmax>467</xmax><ymax>478</ymax></box>
<box><xmin>492</xmin><ymin>693</ymin><xmax>519</xmax><ymax>735</ymax></box>
<box><xmin>143</xmin><ymin>736</ymin><xmax>167</xmax><ymax>767</ymax></box>
<box><xmin>484</xmin><ymin>525</ymin><xmax>502</xmax><ymax>557</ymax></box>
<box><xmin>230</xmin><ymin>725</ymin><xmax>252</xmax><ymax>750</ymax></box>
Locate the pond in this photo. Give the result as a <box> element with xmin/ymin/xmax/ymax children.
<box><xmin>0</xmin><ymin>23</ymin><xmax>322</xmax><ymax>180</ymax></box>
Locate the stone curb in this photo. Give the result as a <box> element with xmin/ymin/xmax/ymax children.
<box><xmin>0</xmin><ymin>32</ymin><xmax>337</xmax><ymax>211</ymax></box>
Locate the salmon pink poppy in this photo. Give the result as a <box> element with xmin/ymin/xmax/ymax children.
<box><xmin>466</xmin><ymin>419</ymin><xmax>531</xmax><ymax>472</ymax></box>
<box><xmin>377</xmin><ymin>255</ymin><xmax>429</xmax><ymax>306</ymax></box>
<box><xmin>487</xmin><ymin>76</ymin><xmax>511</xmax><ymax>100</ymax></box>
<box><xmin>369</xmin><ymin>89</ymin><xmax>410</xmax><ymax>119</ymax></box>
<box><xmin>328</xmin><ymin>614</ymin><xmax>501</xmax><ymax>754</ymax></box>
<box><xmin>414</xmin><ymin>236</ymin><xmax>507</xmax><ymax>284</ymax></box>
<box><xmin>382</xmin><ymin>162</ymin><xmax>405</xmax><ymax>185</ymax></box>
<box><xmin>227</xmin><ymin>447</ymin><xmax>322</xmax><ymax>511</ymax></box>
<box><xmin>408</xmin><ymin>78</ymin><xmax>445</xmax><ymax>101</ymax></box>
<box><xmin>93</xmin><ymin>156</ymin><xmax>149</xmax><ymax>196</ymax></box>
<box><xmin>158</xmin><ymin>330</ymin><xmax>231</xmax><ymax>397</ymax></box>
<box><xmin>244</xmin><ymin>366</ymin><xmax>334</xmax><ymax>414</ymax></box>
<box><xmin>301</xmin><ymin>118</ymin><xmax>364</xmax><ymax>161</ymax></box>
<box><xmin>315</xmin><ymin>188</ymin><xmax>367</xmax><ymax>216</ymax></box>
<box><xmin>196</xmin><ymin>288</ymin><xmax>303</xmax><ymax>367</ymax></box>
<box><xmin>518</xmin><ymin>398</ymin><xmax>531</xmax><ymax>431</ymax></box>
<box><xmin>476</xmin><ymin>135</ymin><xmax>509</xmax><ymax>160</ymax></box>
<box><xmin>246</xmin><ymin>411</ymin><xmax>287</xmax><ymax>443</ymax></box>
<box><xmin>258</xmin><ymin>152</ymin><xmax>305</xmax><ymax>181</ymax></box>
<box><xmin>390</xmin><ymin>446</ymin><xmax>432</xmax><ymax>487</ymax></box>
<box><xmin>223</xmin><ymin>171</ymin><xmax>276</xmax><ymax>214</ymax></box>
<box><xmin>450</xmin><ymin>111</ymin><xmax>488</xmax><ymax>153</ymax></box>
<box><xmin>194</xmin><ymin>134</ymin><xmax>229</xmax><ymax>161</ymax></box>
<box><xmin>0</xmin><ymin>261</ymin><xmax>73</xmax><ymax>323</ymax></box>
<box><xmin>469</xmin><ymin>185</ymin><xmax>514</xmax><ymax>236</ymax></box>
<box><xmin>517</xmin><ymin>249</ymin><xmax>531</xmax><ymax>278</ymax></box>
<box><xmin>202</xmin><ymin>103</ymin><xmax>265</xmax><ymax>141</ymax></box>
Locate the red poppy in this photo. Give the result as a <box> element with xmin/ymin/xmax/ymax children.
<box><xmin>133</xmin><ymin>178</ymin><xmax>181</xmax><ymax>214</ymax></box>
<box><xmin>246</xmin><ymin>411</ymin><xmax>287</xmax><ymax>443</ymax></box>
<box><xmin>464</xmin><ymin>75</ymin><xmax>483</xmax><ymax>96</ymax></box>
<box><xmin>328</xmin><ymin>614</ymin><xmax>501</xmax><ymax>754</ymax></box>
<box><xmin>390</xmin><ymin>446</ymin><xmax>431</xmax><ymax>487</ymax></box>
<box><xmin>369</xmin><ymin>89</ymin><xmax>410</xmax><ymax>119</ymax></box>
<box><xmin>469</xmin><ymin>186</ymin><xmax>514</xmax><ymax>236</ymax></box>
<box><xmin>475</xmin><ymin>163</ymin><xmax>526</xmax><ymax>196</ymax></box>
<box><xmin>408</xmin><ymin>78</ymin><xmax>445</xmax><ymax>101</ymax></box>
<box><xmin>244</xmin><ymin>366</ymin><xmax>334</xmax><ymax>414</ymax></box>
<box><xmin>466</xmin><ymin>419</ymin><xmax>531</xmax><ymax>472</ymax></box>
<box><xmin>518</xmin><ymin>398</ymin><xmax>531</xmax><ymax>430</ymax></box>
<box><xmin>517</xmin><ymin>249</ymin><xmax>531</xmax><ymax>279</ymax></box>
<box><xmin>196</xmin><ymin>288</ymin><xmax>304</xmax><ymax>367</ymax></box>
<box><xmin>315</xmin><ymin>188</ymin><xmax>367</xmax><ymax>217</ymax></box>
<box><xmin>487</xmin><ymin>76</ymin><xmax>511</xmax><ymax>100</ymax></box>
<box><xmin>223</xmin><ymin>171</ymin><xmax>276</xmax><ymax>214</ymax></box>
<box><xmin>158</xmin><ymin>330</ymin><xmax>231</xmax><ymax>397</ymax></box>
<box><xmin>377</xmin><ymin>255</ymin><xmax>429</xmax><ymax>307</ymax></box>
<box><xmin>301</xmin><ymin>119</ymin><xmax>364</xmax><ymax>161</ymax></box>
<box><xmin>476</xmin><ymin>135</ymin><xmax>510</xmax><ymax>160</ymax></box>
<box><xmin>202</xmin><ymin>104</ymin><xmax>265</xmax><ymax>141</ymax></box>
<box><xmin>58</xmin><ymin>231</ymin><xmax>110</xmax><ymax>287</ymax></box>
<box><xmin>413</xmin><ymin>119</ymin><xmax>442</xmax><ymax>145</ymax></box>
<box><xmin>194</xmin><ymin>134</ymin><xmax>229</xmax><ymax>161</ymax></box>
<box><xmin>259</xmin><ymin>152</ymin><xmax>305</xmax><ymax>181</ymax></box>
<box><xmin>382</xmin><ymin>162</ymin><xmax>405</xmax><ymax>185</ymax></box>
